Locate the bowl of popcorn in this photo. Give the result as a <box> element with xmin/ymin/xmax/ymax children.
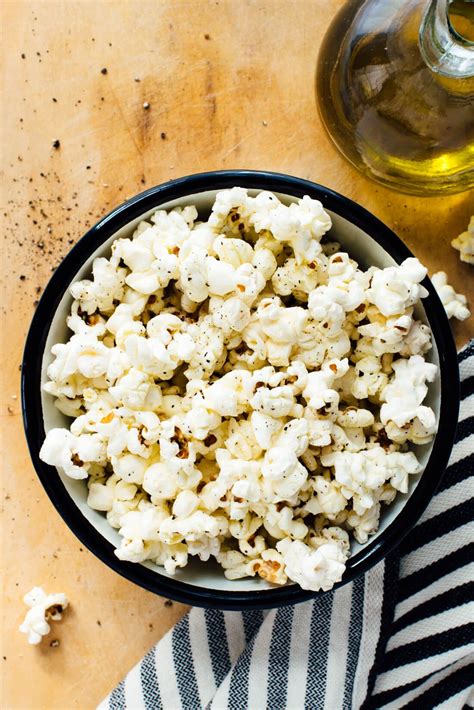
<box><xmin>22</xmin><ymin>170</ymin><xmax>459</xmax><ymax>609</ymax></box>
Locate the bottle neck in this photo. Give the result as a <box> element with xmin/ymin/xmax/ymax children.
<box><xmin>419</xmin><ymin>0</ymin><xmax>474</xmax><ymax>78</ymax></box>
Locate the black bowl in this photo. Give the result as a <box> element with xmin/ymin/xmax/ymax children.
<box><xmin>22</xmin><ymin>170</ymin><xmax>459</xmax><ymax>610</ymax></box>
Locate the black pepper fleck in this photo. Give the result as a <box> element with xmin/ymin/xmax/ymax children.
<box><xmin>100</xmin><ymin>67</ymin><xmax>108</xmax><ymax>75</ymax></box>
<box><xmin>160</xmin><ymin>132</ymin><xmax>166</xmax><ymax>140</ymax></box>
<box><xmin>52</xmin><ymin>139</ymin><xmax>60</xmax><ymax>149</ymax></box>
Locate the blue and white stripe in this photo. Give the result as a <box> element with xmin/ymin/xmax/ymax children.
<box><xmin>99</xmin><ymin>342</ymin><xmax>474</xmax><ymax>710</ymax></box>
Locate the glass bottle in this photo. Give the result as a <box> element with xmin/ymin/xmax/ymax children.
<box><xmin>316</xmin><ymin>0</ymin><xmax>474</xmax><ymax>195</ymax></box>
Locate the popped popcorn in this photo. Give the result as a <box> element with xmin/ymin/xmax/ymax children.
<box><xmin>19</xmin><ymin>587</ymin><xmax>69</xmax><ymax>645</ymax></box>
<box><xmin>451</xmin><ymin>216</ymin><xmax>474</xmax><ymax>265</ymax></box>
<box><xmin>40</xmin><ymin>189</ymin><xmax>438</xmax><ymax>593</ymax></box>
<box><xmin>276</xmin><ymin>537</ymin><xmax>348</xmax><ymax>592</ymax></box>
<box><xmin>431</xmin><ymin>271</ymin><xmax>471</xmax><ymax>321</ymax></box>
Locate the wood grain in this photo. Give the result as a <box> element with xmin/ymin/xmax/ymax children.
<box><xmin>1</xmin><ymin>1</ymin><xmax>472</xmax><ymax>708</ymax></box>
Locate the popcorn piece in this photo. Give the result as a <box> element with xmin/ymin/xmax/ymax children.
<box><xmin>250</xmin><ymin>411</ymin><xmax>282</xmax><ymax>449</ymax></box>
<box><xmin>213</xmin><ymin>235</ymin><xmax>254</xmax><ymax>267</ymax></box>
<box><xmin>272</xmin><ymin>258</ymin><xmax>319</xmax><ymax>297</ymax></box>
<box><xmin>185</xmin><ymin>315</ymin><xmax>225</xmax><ymax>380</ymax></box>
<box><xmin>303</xmin><ymin>358</ymin><xmax>349</xmax><ymax>412</ymax></box>
<box><xmin>261</xmin><ymin>447</ymin><xmax>308</xmax><ymax>499</ymax></box>
<box><xmin>273</xmin><ymin>418</ymin><xmax>309</xmax><ymax>456</ymax></box>
<box><xmin>225</xmin><ymin>417</ymin><xmax>262</xmax><ymax>461</ymax></box>
<box><xmin>254</xmin><ymin>297</ymin><xmax>308</xmax><ymax>366</ymax></box>
<box><xmin>203</xmin><ymin>371</ymin><xmax>253</xmax><ymax>417</ymax></box>
<box><xmin>45</xmin><ymin>334</ymin><xmax>127</xmax><ymax>391</ymax></box>
<box><xmin>143</xmin><ymin>462</ymin><xmax>180</xmax><ymax>500</ymax></box>
<box><xmin>346</xmin><ymin>503</ymin><xmax>381</xmax><ymax>544</ymax></box>
<box><xmin>109</xmin><ymin>368</ymin><xmax>162</xmax><ymax>410</ymax></box>
<box><xmin>233</xmin><ymin>263</ymin><xmax>267</xmax><ymax>306</ymax></box>
<box><xmin>232</xmin><ymin>478</ymin><xmax>261</xmax><ymax>503</ymax></box>
<box><xmin>87</xmin><ymin>475</ymin><xmax>137</xmax><ymax>513</ymax></box>
<box><xmin>19</xmin><ymin>587</ymin><xmax>69</xmax><ymax>645</ymax></box>
<box><xmin>431</xmin><ymin>271</ymin><xmax>471</xmax><ymax>321</ymax></box>
<box><xmin>399</xmin><ymin>320</ymin><xmax>432</xmax><ymax>357</ymax></box>
<box><xmin>294</xmin><ymin>318</ymin><xmax>351</xmax><ymax>369</ymax></box>
<box><xmin>160</xmin><ymin>510</ymin><xmax>228</xmax><ymax>545</ymax></box>
<box><xmin>277</xmin><ymin>537</ymin><xmax>348</xmax><ymax>592</ymax></box>
<box><xmin>250</xmin><ymin>193</ymin><xmax>331</xmax><ymax>264</ymax></box>
<box><xmin>304</xmin><ymin>476</ymin><xmax>347</xmax><ymax>517</ymax></box>
<box><xmin>252</xmin><ymin>248</ymin><xmax>278</xmax><ymax>281</ymax></box>
<box><xmin>206</xmin><ymin>257</ymin><xmax>236</xmax><ymax>297</ymax></box>
<box><xmin>451</xmin><ymin>216</ymin><xmax>474</xmax><ymax>265</ymax></box>
<box><xmin>309</xmin><ymin>256</ymin><xmax>365</xmax><ymax>318</ymax></box>
<box><xmin>115</xmin><ymin>500</ymin><xmax>170</xmax><ymax>562</ymax></box>
<box><xmin>252</xmin><ymin>549</ymin><xmax>287</xmax><ymax>585</ymax></box>
<box><xmin>87</xmin><ymin>480</ymin><xmax>115</xmax><ymax>511</ymax></box>
<box><xmin>177</xmin><ymin>245</ymin><xmax>209</xmax><ymax>303</ymax></box>
<box><xmin>183</xmin><ymin>403</ymin><xmax>221</xmax><ymax>441</ymax></box>
<box><xmin>380</xmin><ymin>355</ymin><xmax>438</xmax><ymax>441</ymax></box>
<box><xmin>366</xmin><ymin>258</ymin><xmax>428</xmax><ymax>316</ymax></box>
<box><xmin>172</xmin><ymin>490</ymin><xmax>199</xmax><ymax>518</ymax></box>
<box><xmin>112</xmin><ymin>453</ymin><xmax>148</xmax><ymax>484</ymax></box>
<box><xmin>70</xmin><ymin>257</ymin><xmax>125</xmax><ymax>314</ymax></box>
<box><xmin>358</xmin><ymin>312</ymin><xmax>414</xmax><ymax>356</ymax></box>
<box><xmin>124</xmin><ymin>247</ymin><xmax>178</xmax><ymax>295</ymax></box>
<box><xmin>263</xmin><ymin>504</ymin><xmax>308</xmax><ymax>540</ymax></box>
<box><xmin>187</xmin><ymin>535</ymin><xmax>221</xmax><ymax>562</ymax></box>
<box><xmin>39</xmin><ymin>428</ymin><xmax>104</xmax><ymax>480</ymax></box>
<box><xmin>210</xmin><ymin>296</ymin><xmax>251</xmax><ymax>336</ymax></box>
<box><xmin>351</xmin><ymin>356</ymin><xmax>388</xmax><ymax>400</ymax></box>
<box><xmin>321</xmin><ymin>447</ymin><xmax>422</xmax><ymax>513</ymax></box>
<box><xmin>336</xmin><ymin>406</ymin><xmax>374</xmax><ymax>428</ymax></box>
<box><xmin>219</xmin><ymin>550</ymin><xmax>258</xmax><ymax>580</ymax></box>
<box><xmin>250</xmin><ymin>384</ymin><xmax>296</xmax><ymax>418</ymax></box>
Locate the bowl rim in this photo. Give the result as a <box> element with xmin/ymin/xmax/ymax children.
<box><xmin>21</xmin><ymin>169</ymin><xmax>459</xmax><ymax>610</ymax></box>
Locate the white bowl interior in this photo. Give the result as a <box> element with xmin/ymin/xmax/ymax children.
<box><xmin>41</xmin><ymin>189</ymin><xmax>440</xmax><ymax>592</ymax></box>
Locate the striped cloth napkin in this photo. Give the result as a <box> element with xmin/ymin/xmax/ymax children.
<box><xmin>99</xmin><ymin>343</ymin><xmax>473</xmax><ymax>710</ymax></box>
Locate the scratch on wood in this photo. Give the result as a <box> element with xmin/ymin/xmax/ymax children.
<box><xmin>107</xmin><ymin>84</ymin><xmax>143</xmax><ymax>158</ymax></box>
<box><xmin>221</xmin><ymin>126</ymin><xmax>263</xmax><ymax>159</ymax></box>
<box><xmin>206</xmin><ymin>60</ymin><xmax>217</xmax><ymax>118</ymax></box>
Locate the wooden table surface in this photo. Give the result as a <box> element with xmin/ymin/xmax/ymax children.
<box><xmin>1</xmin><ymin>1</ymin><xmax>472</xmax><ymax>708</ymax></box>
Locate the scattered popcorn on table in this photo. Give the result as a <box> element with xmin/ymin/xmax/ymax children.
<box><xmin>40</xmin><ymin>188</ymin><xmax>439</xmax><ymax>593</ymax></box>
<box><xmin>431</xmin><ymin>271</ymin><xmax>471</xmax><ymax>321</ymax></box>
<box><xmin>19</xmin><ymin>587</ymin><xmax>69</xmax><ymax>645</ymax></box>
<box><xmin>451</xmin><ymin>216</ymin><xmax>474</xmax><ymax>265</ymax></box>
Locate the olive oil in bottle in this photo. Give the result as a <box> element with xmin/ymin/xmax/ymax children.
<box><xmin>317</xmin><ymin>0</ymin><xmax>474</xmax><ymax>195</ymax></box>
